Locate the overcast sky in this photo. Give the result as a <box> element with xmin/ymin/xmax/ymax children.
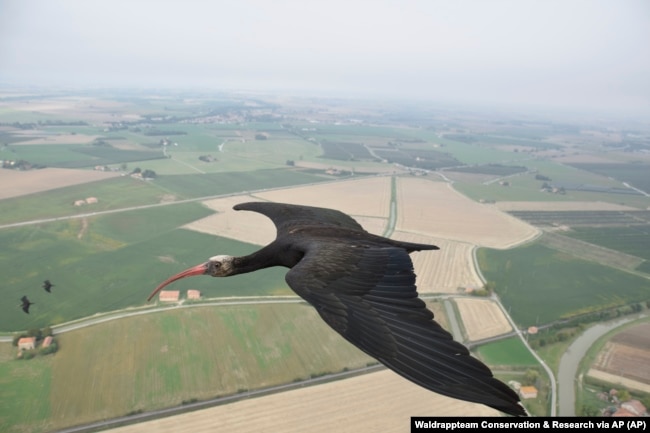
<box><xmin>1</xmin><ymin>0</ymin><xmax>649</xmax><ymax>115</ymax></box>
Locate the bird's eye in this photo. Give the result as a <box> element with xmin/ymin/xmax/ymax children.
<box><xmin>213</xmin><ymin>262</ymin><xmax>221</xmax><ymax>268</ymax></box>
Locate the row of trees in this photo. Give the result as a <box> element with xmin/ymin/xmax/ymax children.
<box><xmin>528</xmin><ymin>302</ymin><xmax>647</xmax><ymax>349</ymax></box>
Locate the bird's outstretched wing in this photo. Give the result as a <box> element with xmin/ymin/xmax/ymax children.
<box><xmin>234</xmin><ymin>202</ymin><xmax>366</xmax><ymax>237</ymax></box>
<box><xmin>21</xmin><ymin>296</ymin><xmax>31</xmax><ymax>314</ymax></box>
<box><xmin>286</xmin><ymin>241</ymin><xmax>525</xmax><ymax>416</ymax></box>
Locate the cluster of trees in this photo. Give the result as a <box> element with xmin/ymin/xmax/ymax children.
<box><xmin>468</xmin><ymin>281</ymin><xmax>495</xmax><ymax>297</ymax></box>
<box><xmin>522</xmin><ymin>368</ymin><xmax>541</xmax><ymax>387</ymax></box>
<box><xmin>131</xmin><ymin>167</ymin><xmax>157</xmax><ymax>179</ymax></box>
<box><xmin>1</xmin><ymin>159</ymin><xmax>46</xmax><ymax>170</ymax></box>
<box><xmin>540</xmin><ymin>182</ymin><xmax>566</xmax><ymax>194</ymax></box>
<box><xmin>144</xmin><ymin>130</ymin><xmax>186</xmax><ymax>136</ymax></box>
<box><xmin>198</xmin><ymin>155</ymin><xmax>216</xmax><ymax>163</ymax></box>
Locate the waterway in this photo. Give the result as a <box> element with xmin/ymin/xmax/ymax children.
<box><xmin>557</xmin><ymin>313</ymin><xmax>649</xmax><ymax>416</ymax></box>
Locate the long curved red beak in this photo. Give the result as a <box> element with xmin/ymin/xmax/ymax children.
<box><xmin>147</xmin><ymin>262</ymin><xmax>209</xmax><ymax>302</ymax></box>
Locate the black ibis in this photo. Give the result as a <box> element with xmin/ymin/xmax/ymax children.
<box><xmin>43</xmin><ymin>280</ymin><xmax>54</xmax><ymax>293</ymax></box>
<box><xmin>20</xmin><ymin>296</ymin><xmax>34</xmax><ymax>314</ymax></box>
<box><xmin>149</xmin><ymin>201</ymin><xmax>526</xmax><ymax>416</ymax></box>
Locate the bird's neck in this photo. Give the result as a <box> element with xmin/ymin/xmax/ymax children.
<box><xmin>231</xmin><ymin>243</ymin><xmax>291</xmax><ymax>275</ymax></box>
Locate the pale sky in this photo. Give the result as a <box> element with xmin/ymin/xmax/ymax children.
<box><xmin>1</xmin><ymin>0</ymin><xmax>649</xmax><ymax>115</ymax></box>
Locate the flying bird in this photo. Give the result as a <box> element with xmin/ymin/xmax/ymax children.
<box><xmin>20</xmin><ymin>296</ymin><xmax>34</xmax><ymax>314</ymax></box>
<box><xmin>43</xmin><ymin>280</ymin><xmax>54</xmax><ymax>293</ymax></box>
<box><xmin>149</xmin><ymin>201</ymin><xmax>526</xmax><ymax>416</ymax></box>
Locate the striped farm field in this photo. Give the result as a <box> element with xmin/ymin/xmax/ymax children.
<box><xmin>391</xmin><ymin>231</ymin><xmax>483</xmax><ymax>293</ymax></box>
<box><xmin>255</xmin><ymin>175</ymin><xmax>392</xmax><ymax>219</ymax></box>
<box><xmin>455</xmin><ymin>298</ymin><xmax>513</xmax><ymax>342</ymax></box>
<box><xmin>106</xmin><ymin>370</ymin><xmax>501</xmax><ymax>433</ymax></box>
<box><xmin>1</xmin><ymin>303</ymin><xmax>375</xmax><ymax>433</ymax></box>
<box><xmin>183</xmin><ymin>176</ymin><xmax>392</xmax><ymax>243</ymax></box>
<box><xmin>395</xmin><ymin>177</ymin><xmax>538</xmax><ymax>248</ymax></box>
<box><xmin>182</xmin><ymin>195</ymin><xmax>278</xmax><ymax>246</ymax></box>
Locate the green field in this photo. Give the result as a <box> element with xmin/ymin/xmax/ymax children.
<box><xmin>567</xmin><ymin>163</ymin><xmax>650</xmax><ymax>194</ymax></box>
<box><xmin>476</xmin><ymin>337</ymin><xmax>539</xmax><ymax>366</ymax></box>
<box><xmin>563</xmin><ymin>226</ymin><xmax>650</xmax><ymax>262</ymax></box>
<box><xmin>0</xmin><ymin>168</ymin><xmax>328</xmax><ymax>225</ymax></box>
<box><xmin>0</xmin><ymin>204</ymin><xmax>296</xmax><ymax>331</ymax></box>
<box><xmin>0</xmin><ymin>304</ymin><xmax>373</xmax><ymax>433</ymax></box>
<box><xmin>477</xmin><ymin>242</ymin><xmax>650</xmax><ymax>327</ymax></box>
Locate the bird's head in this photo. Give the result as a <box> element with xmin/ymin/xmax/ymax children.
<box><xmin>147</xmin><ymin>255</ymin><xmax>235</xmax><ymax>301</ymax></box>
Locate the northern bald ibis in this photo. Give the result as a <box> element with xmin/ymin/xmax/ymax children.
<box><xmin>21</xmin><ymin>296</ymin><xmax>34</xmax><ymax>314</ymax></box>
<box><xmin>43</xmin><ymin>280</ymin><xmax>54</xmax><ymax>293</ymax></box>
<box><xmin>149</xmin><ymin>201</ymin><xmax>526</xmax><ymax>416</ymax></box>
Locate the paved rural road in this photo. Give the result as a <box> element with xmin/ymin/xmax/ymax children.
<box><xmin>0</xmin><ymin>297</ymin><xmax>306</xmax><ymax>342</ymax></box>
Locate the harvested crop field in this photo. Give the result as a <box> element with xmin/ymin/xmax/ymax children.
<box><xmin>455</xmin><ymin>298</ymin><xmax>512</xmax><ymax>341</ymax></box>
<box><xmin>184</xmin><ymin>177</ymin><xmax>392</xmax><ymax>242</ymax></box>
<box><xmin>106</xmin><ymin>369</ymin><xmax>500</xmax><ymax>433</ymax></box>
<box><xmin>183</xmin><ymin>195</ymin><xmax>277</xmax><ymax>245</ymax></box>
<box><xmin>391</xmin><ymin>231</ymin><xmax>483</xmax><ymax>293</ymax></box>
<box><xmin>185</xmin><ymin>194</ymin><xmax>388</xmax><ymax>244</ymax></box>
<box><xmin>395</xmin><ymin>178</ymin><xmax>538</xmax><ymax>248</ymax></box>
<box><xmin>255</xmin><ymin>176</ymin><xmax>392</xmax><ymax>218</ymax></box>
<box><xmin>0</xmin><ymin>167</ymin><xmax>121</xmax><ymax>200</ymax></box>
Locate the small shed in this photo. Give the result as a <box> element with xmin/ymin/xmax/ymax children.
<box><xmin>519</xmin><ymin>386</ymin><xmax>538</xmax><ymax>399</ymax></box>
<box><xmin>187</xmin><ymin>290</ymin><xmax>201</xmax><ymax>300</ymax></box>
<box><xmin>159</xmin><ymin>290</ymin><xmax>180</xmax><ymax>302</ymax></box>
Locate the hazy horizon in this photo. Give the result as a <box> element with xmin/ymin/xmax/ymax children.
<box><xmin>1</xmin><ymin>0</ymin><xmax>649</xmax><ymax>117</ymax></box>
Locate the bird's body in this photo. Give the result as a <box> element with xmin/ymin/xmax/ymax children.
<box><xmin>43</xmin><ymin>280</ymin><xmax>54</xmax><ymax>293</ymax></box>
<box><xmin>149</xmin><ymin>201</ymin><xmax>526</xmax><ymax>416</ymax></box>
<box><xmin>20</xmin><ymin>296</ymin><xmax>34</xmax><ymax>314</ymax></box>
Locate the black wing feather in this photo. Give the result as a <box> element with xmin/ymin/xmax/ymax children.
<box><xmin>286</xmin><ymin>241</ymin><xmax>526</xmax><ymax>416</ymax></box>
<box><xmin>234</xmin><ymin>201</ymin><xmax>366</xmax><ymax>237</ymax></box>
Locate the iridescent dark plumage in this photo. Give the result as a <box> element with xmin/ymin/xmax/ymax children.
<box><xmin>149</xmin><ymin>202</ymin><xmax>526</xmax><ymax>416</ymax></box>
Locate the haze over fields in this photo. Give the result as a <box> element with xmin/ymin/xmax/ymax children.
<box><xmin>1</xmin><ymin>0</ymin><xmax>649</xmax><ymax>117</ymax></box>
